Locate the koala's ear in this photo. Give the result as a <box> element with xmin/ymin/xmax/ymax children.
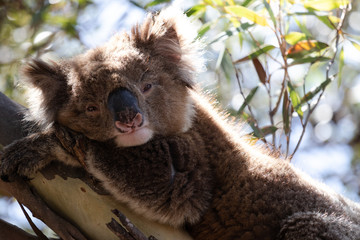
<box><xmin>22</xmin><ymin>59</ymin><xmax>68</xmax><ymax>128</ymax></box>
<box><xmin>132</xmin><ymin>7</ymin><xmax>204</xmax><ymax>87</ymax></box>
<box><xmin>23</xmin><ymin>59</ymin><xmax>65</xmax><ymax>88</ymax></box>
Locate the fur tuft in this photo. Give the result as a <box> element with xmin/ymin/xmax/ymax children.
<box><xmin>131</xmin><ymin>7</ymin><xmax>205</xmax><ymax>87</ymax></box>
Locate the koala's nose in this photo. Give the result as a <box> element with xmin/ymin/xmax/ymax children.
<box><xmin>108</xmin><ymin>88</ymin><xmax>144</xmax><ymax>132</ymax></box>
<box><xmin>115</xmin><ymin>112</ymin><xmax>143</xmax><ymax>132</ymax></box>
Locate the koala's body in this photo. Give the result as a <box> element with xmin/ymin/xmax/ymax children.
<box><xmin>1</xmin><ymin>7</ymin><xmax>360</xmax><ymax>240</ymax></box>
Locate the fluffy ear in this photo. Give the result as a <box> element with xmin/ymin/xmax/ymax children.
<box><xmin>131</xmin><ymin>7</ymin><xmax>204</xmax><ymax>87</ymax></box>
<box><xmin>22</xmin><ymin>59</ymin><xmax>68</xmax><ymax>129</ymax></box>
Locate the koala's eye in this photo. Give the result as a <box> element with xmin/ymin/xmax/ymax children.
<box><xmin>86</xmin><ymin>106</ymin><xmax>98</xmax><ymax>112</ymax></box>
<box><xmin>142</xmin><ymin>83</ymin><xmax>152</xmax><ymax>93</ymax></box>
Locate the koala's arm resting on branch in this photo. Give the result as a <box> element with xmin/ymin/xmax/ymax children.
<box><xmin>0</xmin><ymin>92</ymin><xmax>192</xmax><ymax>240</ymax></box>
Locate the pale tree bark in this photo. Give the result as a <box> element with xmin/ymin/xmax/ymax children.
<box><xmin>0</xmin><ymin>92</ymin><xmax>192</xmax><ymax>240</ymax></box>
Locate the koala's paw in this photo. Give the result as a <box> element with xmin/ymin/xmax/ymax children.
<box><xmin>0</xmin><ymin>143</ymin><xmax>48</xmax><ymax>182</ymax></box>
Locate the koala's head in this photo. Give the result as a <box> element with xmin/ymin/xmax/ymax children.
<box><xmin>22</xmin><ymin>7</ymin><xmax>203</xmax><ymax>147</ymax></box>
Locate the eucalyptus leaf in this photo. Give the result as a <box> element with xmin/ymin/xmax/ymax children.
<box><xmin>301</xmin><ymin>76</ymin><xmax>335</xmax><ymax>104</ymax></box>
<box><xmin>145</xmin><ymin>0</ymin><xmax>170</xmax><ymax>8</ymax></box>
<box><xmin>286</xmin><ymin>40</ymin><xmax>328</xmax><ymax>58</ymax></box>
<box><xmin>186</xmin><ymin>4</ymin><xmax>206</xmax><ymax>17</ymax></box>
<box><xmin>338</xmin><ymin>48</ymin><xmax>344</xmax><ymax>87</ymax></box>
<box><xmin>285</xmin><ymin>32</ymin><xmax>307</xmax><ymax>45</ymax></box>
<box><xmin>282</xmin><ymin>89</ymin><xmax>291</xmax><ymax>134</ymax></box>
<box><xmin>251</xmin><ymin>125</ymin><xmax>278</xmax><ymax>138</ymax></box>
<box><xmin>288</xmin><ymin>82</ymin><xmax>303</xmax><ymax>118</ymax></box>
<box><xmin>303</xmin><ymin>0</ymin><xmax>350</xmax><ymax>11</ymax></box>
<box><xmin>234</xmin><ymin>45</ymin><xmax>276</xmax><ymax>63</ymax></box>
<box><xmin>263</xmin><ymin>0</ymin><xmax>276</xmax><ymax>27</ymax></box>
<box><xmin>289</xmin><ymin>56</ymin><xmax>331</xmax><ymax>66</ymax></box>
<box><xmin>224</xmin><ymin>5</ymin><xmax>268</xmax><ymax>26</ymax></box>
<box><xmin>238</xmin><ymin>86</ymin><xmax>259</xmax><ymax>114</ymax></box>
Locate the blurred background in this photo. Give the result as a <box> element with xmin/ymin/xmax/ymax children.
<box><xmin>1</xmin><ymin>0</ymin><xmax>360</xmax><ymax>235</ymax></box>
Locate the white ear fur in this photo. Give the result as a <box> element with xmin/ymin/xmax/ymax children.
<box><xmin>154</xmin><ymin>6</ymin><xmax>205</xmax><ymax>71</ymax></box>
<box><xmin>22</xmin><ymin>59</ymin><xmax>68</xmax><ymax>130</ymax></box>
<box><xmin>132</xmin><ymin>6</ymin><xmax>205</xmax><ymax>86</ymax></box>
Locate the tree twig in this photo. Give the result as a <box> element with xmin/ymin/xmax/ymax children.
<box><xmin>108</xmin><ymin>209</ymin><xmax>158</xmax><ymax>240</ymax></box>
<box><xmin>18</xmin><ymin>202</ymin><xmax>49</xmax><ymax>240</ymax></box>
<box><xmin>0</xmin><ymin>179</ymin><xmax>88</xmax><ymax>240</ymax></box>
<box><xmin>290</xmin><ymin>4</ymin><xmax>350</xmax><ymax>158</ymax></box>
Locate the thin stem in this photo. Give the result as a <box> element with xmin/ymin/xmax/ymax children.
<box><xmin>290</xmin><ymin>5</ymin><xmax>349</xmax><ymax>157</ymax></box>
<box><xmin>227</xmin><ymin>49</ymin><xmax>266</xmax><ymax>143</ymax></box>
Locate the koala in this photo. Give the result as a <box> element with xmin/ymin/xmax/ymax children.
<box><xmin>1</xmin><ymin>7</ymin><xmax>360</xmax><ymax>240</ymax></box>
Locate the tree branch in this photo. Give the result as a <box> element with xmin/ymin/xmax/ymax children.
<box><xmin>0</xmin><ymin>92</ymin><xmax>26</xmax><ymax>145</ymax></box>
<box><xmin>0</xmin><ymin>218</ymin><xmax>39</xmax><ymax>240</ymax></box>
<box><xmin>0</xmin><ymin>92</ymin><xmax>87</xmax><ymax>240</ymax></box>
<box><xmin>0</xmin><ymin>92</ymin><xmax>193</xmax><ymax>240</ymax></box>
<box><xmin>0</xmin><ymin>178</ymin><xmax>87</xmax><ymax>240</ymax></box>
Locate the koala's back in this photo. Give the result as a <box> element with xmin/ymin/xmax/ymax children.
<box><xmin>185</xmin><ymin>98</ymin><xmax>360</xmax><ymax>240</ymax></box>
<box><xmin>189</xmin><ymin>145</ymin><xmax>360</xmax><ymax>239</ymax></box>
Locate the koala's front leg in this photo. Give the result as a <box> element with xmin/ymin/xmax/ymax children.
<box><xmin>0</xmin><ymin>126</ymin><xmax>80</xmax><ymax>182</ymax></box>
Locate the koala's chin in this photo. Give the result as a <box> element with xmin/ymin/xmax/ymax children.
<box><xmin>113</xmin><ymin>125</ymin><xmax>154</xmax><ymax>147</ymax></box>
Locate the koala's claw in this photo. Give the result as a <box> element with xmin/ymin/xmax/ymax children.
<box><xmin>0</xmin><ymin>160</ymin><xmax>18</xmax><ymax>182</ymax></box>
<box><xmin>0</xmin><ymin>142</ymin><xmax>48</xmax><ymax>182</ymax></box>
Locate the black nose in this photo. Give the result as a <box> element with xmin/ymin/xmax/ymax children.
<box><xmin>108</xmin><ymin>88</ymin><xmax>144</xmax><ymax>130</ymax></box>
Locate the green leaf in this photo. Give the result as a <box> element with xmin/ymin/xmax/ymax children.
<box><xmin>301</xmin><ymin>75</ymin><xmax>334</xmax><ymax>104</ymax></box>
<box><xmin>252</xmin><ymin>125</ymin><xmax>278</xmax><ymax>138</ymax></box>
<box><xmin>215</xmin><ymin>45</ymin><xmax>226</xmax><ymax>70</ymax></box>
<box><xmin>129</xmin><ymin>1</ymin><xmax>145</xmax><ymax>9</ymax></box>
<box><xmin>282</xmin><ymin>88</ymin><xmax>291</xmax><ymax>134</ymax></box>
<box><xmin>227</xmin><ymin>0</ymin><xmax>236</xmax><ymax>5</ymax></box>
<box><xmin>209</xmin><ymin>29</ymin><xmax>234</xmax><ymax>44</ymax></box>
<box><xmin>238</xmin><ymin>22</ymin><xmax>254</xmax><ymax>31</ymax></box>
<box><xmin>145</xmin><ymin>0</ymin><xmax>170</xmax><ymax>8</ymax></box>
<box><xmin>316</xmin><ymin>15</ymin><xmax>337</xmax><ymax>29</ymax></box>
<box><xmin>242</xmin><ymin>0</ymin><xmax>255</xmax><ymax>7</ymax></box>
<box><xmin>224</xmin><ymin>6</ymin><xmax>268</xmax><ymax>26</ymax></box>
<box><xmin>350</xmin><ymin>40</ymin><xmax>360</xmax><ymax>52</ymax></box>
<box><xmin>293</xmin><ymin>16</ymin><xmax>313</xmax><ymax>38</ymax></box>
<box><xmin>240</xmin><ymin>111</ymin><xmax>250</xmax><ymax>121</ymax></box>
<box><xmin>229</xmin><ymin>17</ymin><xmax>241</xmax><ymax>28</ymax></box>
<box><xmin>338</xmin><ymin>48</ymin><xmax>344</xmax><ymax>87</ymax></box>
<box><xmin>249</xmin><ymin>122</ymin><xmax>262</xmax><ymax>139</ymax></box>
<box><xmin>289</xmin><ymin>12</ymin><xmax>338</xmax><ymax>29</ymax></box>
<box><xmin>238</xmin><ymin>86</ymin><xmax>259</xmax><ymax>114</ymax></box>
<box><xmin>220</xmin><ymin>50</ymin><xmax>234</xmax><ymax>82</ymax></box>
<box><xmin>263</xmin><ymin>0</ymin><xmax>276</xmax><ymax>27</ymax></box>
<box><xmin>212</xmin><ymin>0</ymin><xmax>224</xmax><ymax>6</ymax></box>
<box><xmin>186</xmin><ymin>4</ymin><xmax>206</xmax><ymax>17</ymax></box>
<box><xmin>238</xmin><ymin>32</ymin><xmax>244</xmax><ymax>48</ymax></box>
<box><xmin>285</xmin><ymin>32</ymin><xmax>307</xmax><ymax>45</ymax></box>
<box><xmin>303</xmin><ymin>0</ymin><xmax>350</xmax><ymax>11</ymax></box>
<box><xmin>288</xmin><ymin>82</ymin><xmax>303</xmax><ymax>118</ymax></box>
<box><xmin>203</xmin><ymin>0</ymin><xmax>214</xmax><ymax>6</ymax></box>
<box><xmin>234</xmin><ymin>45</ymin><xmax>275</xmax><ymax>63</ymax></box>
<box><xmin>289</xmin><ymin>56</ymin><xmax>331</xmax><ymax>66</ymax></box>
<box><xmin>197</xmin><ymin>21</ymin><xmax>212</xmax><ymax>39</ymax></box>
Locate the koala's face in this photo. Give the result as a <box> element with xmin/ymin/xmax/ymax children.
<box><xmin>23</xmin><ymin>9</ymin><xmax>201</xmax><ymax>147</ymax></box>
<box><xmin>56</xmin><ymin>49</ymin><xmax>194</xmax><ymax>147</ymax></box>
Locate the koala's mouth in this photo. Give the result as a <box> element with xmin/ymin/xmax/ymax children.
<box><xmin>113</xmin><ymin>120</ymin><xmax>154</xmax><ymax>147</ymax></box>
<box><xmin>114</xmin><ymin>112</ymin><xmax>145</xmax><ymax>134</ymax></box>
